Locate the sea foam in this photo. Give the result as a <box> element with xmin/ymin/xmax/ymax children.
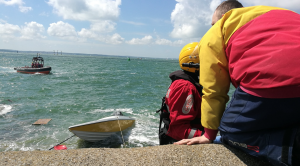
<box><xmin>0</xmin><ymin>105</ymin><xmax>13</xmax><ymax>115</ymax></box>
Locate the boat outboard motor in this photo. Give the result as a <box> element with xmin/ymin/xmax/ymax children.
<box><xmin>113</xmin><ymin>111</ymin><xmax>124</xmax><ymax>116</ymax></box>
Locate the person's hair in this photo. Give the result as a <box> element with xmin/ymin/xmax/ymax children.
<box><xmin>215</xmin><ymin>0</ymin><xmax>243</xmax><ymax>20</ymax></box>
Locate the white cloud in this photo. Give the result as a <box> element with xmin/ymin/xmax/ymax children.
<box><xmin>155</xmin><ymin>38</ymin><xmax>172</xmax><ymax>45</ymax></box>
<box><xmin>77</xmin><ymin>21</ymin><xmax>122</xmax><ymax>44</ymax></box>
<box><xmin>0</xmin><ymin>23</ymin><xmax>21</xmax><ymax>40</ymax></box>
<box><xmin>47</xmin><ymin>0</ymin><xmax>121</xmax><ymax>43</ymax></box>
<box><xmin>126</xmin><ymin>35</ymin><xmax>153</xmax><ymax>45</ymax></box>
<box><xmin>210</xmin><ymin>0</ymin><xmax>221</xmax><ymax>11</ymax></box>
<box><xmin>19</xmin><ymin>5</ymin><xmax>31</xmax><ymax>13</ymax></box>
<box><xmin>106</xmin><ymin>33</ymin><xmax>124</xmax><ymax>44</ymax></box>
<box><xmin>78</xmin><ymin>28</ymin><xmax>97</xmax><ymax>39</ymax></box>
<box><xmin>0</xmin><ymin>0</ymin><xmax>22</xmax><ymax>6</ymax></box>
<box><xmin>170</xmin><ymin>0</ymin><xmax>213</xmax><ymax>39</ymax></box>
<box><xmin>0</xmin><ymin>22</ymin><xmax>46</xmax><ymax>41</ymax></box>
<box><xmin>78</xmin><ymin>27</ymin><xmax>124</xmax><ymax>44</ymax></box>
<box><xmin>90</xmin><ymin>21</ymin><xmax>116</xmax><ymax>32</ymax></box>
<box><xmin>21</xmin><ymin>22</ymin><xmax>46</xmax><ymax>40</ymax></box>
<box><xmin>173</xmin><ymin>40</ymin><xmax>185</xmax><ymax>45</ymax></box>
<box><xmin>124</xmin><ymin>35</ymin><xmax>194</xmax><ymax>46</ymax></box>
<box><xmin>239</xmin><ymin>0</ymin><xmax>300</xmax><ymax>11</ymax></box>
<box><xmin>0</xmin><ymin>0</ymin><xmax>32</xmax><ymax>13</ymax></box>
<box><xmin>47</xmin><ymin>0</ymin><xmax>121</xmax><ymax>22</ymax></box>
<box><xmin>154</xmin><ymin>38</ymin><xmax>197</xmax><ymax>46</ymax></box>
<box><xmin>120</xmin><ymin>20</ymin><xmax>145</xmax><ymax>26</ymax></box>
<box><xmin>47</xmin><ymin>21</ymin><xmax>78</xmax><ymax>40</ymax></box>
<box><xmin>39</xmin><ymin>12</ymin><xmax>50</xmax><ymax>17</ymax></box>
<box><xmin>0</xmin><ymin>19</ymin><xmax>7</xmax><ymax>23</ymax></box>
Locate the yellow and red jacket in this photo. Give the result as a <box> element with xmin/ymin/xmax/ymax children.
<box><xmin>198</xmin><ymin>6</ymin><xmax>300</xmax><ymax>135</ymax></box>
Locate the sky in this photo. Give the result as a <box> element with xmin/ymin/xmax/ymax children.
<box><xmin>1</xmin><ymin>0</ymin><xmax>300</xmax><ymax>58</ymax></box>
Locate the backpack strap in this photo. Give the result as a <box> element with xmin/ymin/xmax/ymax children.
<box><xmin>156</xmin><ymin>97</ymin><xmax>174</xmax><ymax>145</ymax></box>
<box><xmin>156</xmin><ymin>97</ymin><xmax>169</xmax><ymax>133</ymax></box>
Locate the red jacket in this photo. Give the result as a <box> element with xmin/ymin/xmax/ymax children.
<box><xmin>165</xmin><ymin>79</ymin><xmax>203</xmax><ymax>140</ymax></box>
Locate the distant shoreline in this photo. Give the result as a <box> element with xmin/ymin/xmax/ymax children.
<box><xmin>0</xmin><ymin>49</ymin><xmax>178</xmax><ymax>60</ymax></box>
<box><xmin>0</xmin><ymin>49</ymin><xmax>125</xmax><ymax>57</ymax></box>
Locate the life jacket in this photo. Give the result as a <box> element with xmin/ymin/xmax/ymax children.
<box><xmin>157</xmin><ymin>70</ymin><xmax>203</xmax><ymax>145</ymax></box>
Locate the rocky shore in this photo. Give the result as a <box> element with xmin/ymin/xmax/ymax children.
<box><xmin>0</xmin><ymin>144</ymin><xmax>271</xmax><ymax>166</ymax></box>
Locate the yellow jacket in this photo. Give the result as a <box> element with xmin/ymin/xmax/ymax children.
<box><xmin>198</xmin><ymin>6</ymin><xmax>287</xmax><ymax>131</ymax></box>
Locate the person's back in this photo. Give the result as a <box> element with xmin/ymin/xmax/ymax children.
<box><xmin>221</xmin><ymin>6</ymin><xmax>300</xmax><ymax>98</ymax></box>
<box><xmin>197</xmin><ymin>3</ymin><xmax>300</xmax><ymax>166</ymax></box>
<box><xmin>165</xmin><ymin>71</ymin><xmax>203</xmax><ymax>141</ymax></box>
<box><xmin>158</xmin><ymin>42</ymin><xmax>205</xmax><ymax>145</ymax></box>
<box><xmin>174</xmin><ymin>1</ymin><xmax>300</xmax><ymax>165</ymax></box>
<box><xmin>194</xmin><ymin>5</ymin><xmax>300</xmax><ymax>134</ymax></box>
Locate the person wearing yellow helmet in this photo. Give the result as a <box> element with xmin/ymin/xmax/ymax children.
<box><xmin>157</xmin><ymin>42</ymin><xmax>205</xmax><ymax>145</ymax></box>
<box><xmin>178</xmin><ymin>42</ymin><xmax>199</xmax><ymax>73</ymax></box>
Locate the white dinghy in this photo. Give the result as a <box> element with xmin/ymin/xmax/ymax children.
<box><xmin>69</xmin><ymin>112</ymin><xmax>135</xmax><ymax>142</ymax></box>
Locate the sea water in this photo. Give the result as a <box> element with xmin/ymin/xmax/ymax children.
<box><xmin>0</xmin><ymin>52</ymin><xmax>235</xmax><ymax>151</ymax></box>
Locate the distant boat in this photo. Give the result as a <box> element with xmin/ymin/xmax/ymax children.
<box><xmin>68</xmin><ymin>111</ymin><xmax>135</xmax><ymax>142</ymax></box>
<box><xmin>14</xmin><ymin>56</ymin><xmax>51</xmax><ymax>74</ymax></box>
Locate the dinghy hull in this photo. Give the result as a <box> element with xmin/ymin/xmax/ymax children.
<box><xmin>69</xmin><ymin>115</ymin><xmax>135</xmax><ymax>142</ymax></box>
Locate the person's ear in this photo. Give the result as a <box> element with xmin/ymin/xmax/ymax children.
<box><xmin>222</xmin><ymin>14</ymin><xmax>224</xmax><ymax>17</ymax></box>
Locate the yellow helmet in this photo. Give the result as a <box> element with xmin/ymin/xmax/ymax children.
<box><xmin>179</xmin><ymin>42</ymin><xmax>199</xmax><ymax>73</ymax></box>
